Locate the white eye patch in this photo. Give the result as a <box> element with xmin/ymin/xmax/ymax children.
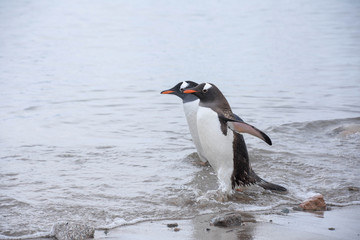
<box><xmin>203</xmin><ymin>83</ymin><xmax>212</xmax><ymax>91</ymax></box>
<box><xmin>180</xmin><ymin>81</ymin><xmax>189</xmax><ymax>90</ymax></box>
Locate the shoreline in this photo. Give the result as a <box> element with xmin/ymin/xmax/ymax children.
<box><xmin>94</xmin><ymin>205</ymin><xmax>360</xmax><ymax>240</ymax></box>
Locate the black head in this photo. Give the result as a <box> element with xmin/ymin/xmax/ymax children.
<box><xmin>160</xmin><ymin>81</ymin><xmax>199</xmax><ymax>102</ymax></box>
<box><xmin>183</xmin><ymin>82</ymin><xmax>231</xmax><ymax>111</ymax></box>
<box><xmin>183</xmin><ymin>83</ymin><xmax>223</xmax><ymax>102</ymax></box>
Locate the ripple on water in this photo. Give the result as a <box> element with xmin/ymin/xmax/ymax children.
<box><xmin>1</xmin><ymin>0</ymin><xmax>360</xmax><ymax>238</ymax></box>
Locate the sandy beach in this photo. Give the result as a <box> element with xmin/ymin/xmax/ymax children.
<box><xmin>94</xmin><ymin>205</ymin><xmax>360</xmax><ymax>240</ymax></box>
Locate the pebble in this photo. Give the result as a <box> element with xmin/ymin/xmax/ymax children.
<box><xmin>281</xmin><ymin>208</ymin><xmax>290</xmax><ymax>214</ymax></box>
<box><xmin>328</xmin><ymin>227</ymin><xmax>335</xmax><ymax>231</ymax></box>
<box><xmin>167</xmin><ymin>223</ymin><xmax>178</xmax><ymax>228</ymax></box>
<box><xmin>348</xmin><ymin>186</ymin><xmax>359</xmax><ymax>192</ymax></box>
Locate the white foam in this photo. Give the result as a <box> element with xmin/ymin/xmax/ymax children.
<box><xmin>0</xmin><ymin>232</ymin><xmax>51</xmax><ymax>240</ymax></box>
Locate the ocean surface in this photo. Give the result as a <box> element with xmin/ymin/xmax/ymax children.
<box><xmin>1</xmin><ymin>0</ymin><xmax>359</xmax><ymax>238</ymax></box>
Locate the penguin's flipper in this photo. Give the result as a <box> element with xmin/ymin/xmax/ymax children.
<box><xmin>220</xmin><ymin>114</ymin><xmax>272</xmax><ymax>145</ymax></box>
<box><xmin>228</xmin><ymin>121</ymin><xmax>272</xmax><ymax>145</ymax></box>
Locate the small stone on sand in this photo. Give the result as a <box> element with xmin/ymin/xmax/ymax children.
<box><xmin>167</xmin><ymin>223</ymin><xmax>178</xmax><ymax>228</ymax></box>
<box><xmin>348</xmin><ymin>186</ymin><xmax>359</xmax><ymax>192</ymax></box>
<box><xmin>281</xmin><ymin>208</ymin><xmax>290</xmax><ymax>214</ymax></box>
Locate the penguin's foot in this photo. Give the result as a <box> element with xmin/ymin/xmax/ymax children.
<box><xmin>235</xmin><ymin>187</ymin><xmax>245</xmax><ymax>192</ymax></box>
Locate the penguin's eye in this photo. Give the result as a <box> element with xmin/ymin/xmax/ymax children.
<box><xmin>202</xmin><ymin>89</ymin><xmax>208</xmax><ymax>93</ymax></box>
<box><xmin>180</xmin><ymin>88</ymin><xmax>184</xmax><ymax>92</ymax></box>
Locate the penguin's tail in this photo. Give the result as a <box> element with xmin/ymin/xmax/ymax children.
<box><xmin>250</xmin><ymin>170</ymin><xmax>287</xmax><ymax>192</ymax></box>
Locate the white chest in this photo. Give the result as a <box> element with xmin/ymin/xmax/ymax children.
<box><xmin>196</xmin><ymin>107</ymin><xmax>234</xmax><ymax>175</ymax></box>
<box><xmin>183</xmin><ymin>100</ymin><xmax>207</xmax><ymax>162</ymax></box>
<box><xmin>183</xmin><ymin>100</ymin><xmax>199</xmax><ymax>126</ymax></box>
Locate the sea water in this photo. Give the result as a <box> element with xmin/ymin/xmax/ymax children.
<box><xmin>1</xmin><ymin>0</ymin><xmax>359</xmax><ymax>238</ymax></box>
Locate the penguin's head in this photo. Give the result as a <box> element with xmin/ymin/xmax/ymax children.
<box><xmin>184</xmin><ymin>82</ymin><xmax>232</xmax><ymax>113</ymax></box>
<box><xmin>183</xmin><ymin>83</ymin><xmax>221</xmax><ymax>102</ymax></box>
<box><xmin>161</xmin><ymin>81</ymin><xmax>199</xmax><ymax>101</ymax></box>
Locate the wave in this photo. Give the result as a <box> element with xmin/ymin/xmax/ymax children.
<box><xmin>271</xmin><ymin>117</ymin><xmax>360</xmax><ymax>135</ymax></box>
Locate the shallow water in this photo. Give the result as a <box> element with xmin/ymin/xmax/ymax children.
<box><xmin>1</xmin><ymin>0</ymin><xmax>360</xmax><ymax>238</ymax></box>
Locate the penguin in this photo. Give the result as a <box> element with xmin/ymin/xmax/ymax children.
<box><xmin>183</xmin><ymin>83</ymin><xmax>286</xmax><ymax>193</ymax></box>
<box><xmin>161</xmin><ymin>81</ymin><xmax>208</xmax><ymax>163</ymax></box>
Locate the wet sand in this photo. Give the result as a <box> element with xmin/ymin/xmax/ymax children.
<box><xmin>94</xmin><ymin>205</ymin><xmax>360</xmax><ymax>240</ymax></box>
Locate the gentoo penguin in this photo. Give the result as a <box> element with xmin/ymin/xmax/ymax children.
<box><xmin>184</xmin><ymin>83</ymin><xmax>286</xmax><ymax>193</ymax></box>
<box><xmin>161</xmin><ymin>81</ymin><xmax>208</xmax><ymax>163</ymax></box>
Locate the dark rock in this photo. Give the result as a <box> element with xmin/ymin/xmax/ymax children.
<box><xmin>167</xmin><ymin>223</ymin><xmax>178</xmax><ymax>228</ymax></box>
<box><xmin>348</xmin><ymin>186</ymin><xmax>359</xmax><ymax>192</ymax></box>
<box><xmin>211</xmin><ymin>213</ymin><xmax>242</xmax><ymax>227</ymax></box>
<box><xmin>206</xmin><ymin>228</ymin><xmax>211</xmax><ymax>231</ymax></box>
<box><xmin>328</xmin><ymin>227</ymin><xmax>335</xmax><ymax>231</ymax></box>
<box><xmin>299</xmin><ymin>194</ymin><xmax>326</xmax><ymax>211</ymax></box>
<box><xmin>281</xmin><ymin>208</ymin><xmax>289</xmax><ymax>214</ymax></box>
<box><xmin>51</xmin><ymin>222</ymin><xmax>95</xmax><ymax>240</ymax></box>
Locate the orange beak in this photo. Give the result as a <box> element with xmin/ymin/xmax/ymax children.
<box><xmin>183</xmin><ymin>89</ymin><xmax>197</xmax><ymax>94</ymax></box>
<box><xmin>161</xmin><ymin>90</ymin><xmax>175</xmax><ymax>94</ymax></box>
